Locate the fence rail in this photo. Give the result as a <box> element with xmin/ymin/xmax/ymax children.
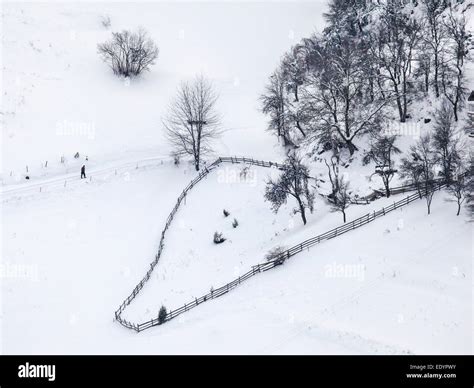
<box><xmin>114</xmin><ymin>156</ymin><xmax>452</xmax><ymax>332</ymax></box>
<box><xmin>114</xmin><ymin>156</ymin><xmax>287</xmax><ymax>330</ymax></box>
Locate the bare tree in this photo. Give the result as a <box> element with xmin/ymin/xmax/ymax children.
<box><xmin>260</xmin><ymin>69</ymin><xmax>293</xmax><ymax>146</ymax></box>
<box><xmin>330</xmin><ymin>176</ymin><xmax>351</xmax><ymax>223</ymax></box>
<box><xmin>363</xmin><ymin>134</ymin><xmax>401</xmax><ymax>198</ymax></box>
<box><xmin>421</xmin><ymin>0</ymin><xmax>448</xmax><ymax>98</ymax></box>
<box><xmin>441</xmin><ymin>11</ymin><xmax>469</xmax><ymax>122</ymax></box>
<box><xmin>368</xmin><ymin>4</ymin><xmax>422</xmax><ymax>122</ymax></box>
<box><xmin>163</xmin><ymin>76</ymin><xmax>221</xmax><ymax>171</ymax></box>
<box><xmin>401</xmin><ymin>135</ymin><xmax>437</xmax><ymax>214</ymax></box>
<box><xmin>324</xmin><ymin>155</ymin><xmax>341</xmax><ymax>201</ymax></box>
<box><xmin>432</xmin><ymin>101</ymin><xmax>460</xmax><ymax>185</ymax></box>
<box><xmin>264</xmin><ymin>153</ymin><xmax>315</xmax><ymax>225</ymax></box>
<box><xmin>98</xmin><ymin>28</ymin><xmax>159</xmax><ymax>77</ymax></box>
<box><xmin>303</xmin><ymin>35</ymin><xmax>388</xmax><ymax>155</ymax></box>
<box><xmin>447</xmin><ymin>162</ymin><xmax>468</xmax><ymax>216</ymax></box>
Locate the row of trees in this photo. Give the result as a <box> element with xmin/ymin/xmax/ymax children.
<box><xmin>261</xmin><ymin>0</ymin><xmax>471</xmax><ymax>155</ymax></box>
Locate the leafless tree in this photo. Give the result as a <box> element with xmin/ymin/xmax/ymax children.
<box><xmin>163</xmin><ymin>76</ymin><xmax>221</xmax><ymax>171</ymax></box>
<box><xmin>363</xmin><ymin>134</ymin><xmax>401</xmax><ymax>198</ymax></box>
<box><xmin>447</xmin><ymin>162</ymin><xmax>469</xmax><ymax>216</ymax></box>
<box><xmin>324</xmin><ymin>155</ymin><xmax>341</xmax><ymax>201</ymax></box>
<box><xmin>302</xmin><ymin>36</ymin><xmax>388</xmax><ymax>155</ymax></box>
<box><xmin>264</xmin><ymin>153</ymin><xmax>314</xmax><ymax>225</ymax></box>
<box><xmin>368</xmin><ymin>4</ymin><xmax>422</xmax><ymax>122</ymax></box>
<box><xmin>260</xmin><ymin>69</ymin><xmax>293</xmax><ymax>146</ymax></box>
<box><xmin>441</xmin><ymin>11</ymin><xmax>469</xmax><ymax>121</ymax></box>
<box><xmin>432</xmin><ymin>100</ymin><xmax>461</xmax><ymax>185</ymax></box>
<box><xmin>97</xmin><ymin>28</ymin><xmax>159</xmax><ymax>77</ymax></box>
<box><xmin>421</xmin><ymin>0</ymin><xmax>448</xmax><ymax>98</ymax></box>
<box><xmin>330</xmin><ymin>176</ymin><xmax>351</xmax><ymax>223</ymax></box>
<box><xmin>401</xmin><ymin>135</ymin><xmax>437</xmax><ymax>214</ymax></box>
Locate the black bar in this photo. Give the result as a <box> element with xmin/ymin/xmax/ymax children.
<box><xmin>0</xmin><ymin>355</ymin><xmax>471</xmax><ymax>387</ymax></box>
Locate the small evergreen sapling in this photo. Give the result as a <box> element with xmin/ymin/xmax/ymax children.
<box><xmin>158</xmin><ymin>305</ymin><xmax>167</xmax><ymax>324</ymax></box>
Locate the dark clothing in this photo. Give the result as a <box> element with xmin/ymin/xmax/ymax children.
<box><xmin>81</xmin><ymin>165</ymin><xmax>86</xmax><ymax>179</ymax></box>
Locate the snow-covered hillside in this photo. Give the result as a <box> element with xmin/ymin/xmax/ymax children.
<box><xmin>1</xmin><ymin>1</ymin><xmax>472</xmax><ymax>356</ymax></box>
<box><xmin>2</xmin><ymin>161</ymin><xmax>471</xmax><ymax>354</ymax></box>
<box><xmin>1</xmin><ymin>1</ymin><xmax>324</xmax><ymax>177</ymax></box>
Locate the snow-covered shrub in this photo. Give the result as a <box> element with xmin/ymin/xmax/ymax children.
<box><xmin>223</xmin><ymin>209</ymin><xmax>230</xmax><ymax>217</ymax></box>
<box><xmin>213</xmin><ymin>232</ymin><xmax>226</xmax><ymax>244</ymax></box>
<box><xmin>265</xmin><ymin>246</ymin><xmax>287</xmax><ymax>264</ymax></box>
<box><xmin>158</xmin><ymin>305</ymin><xmax>167</xmax><ymax>324</ymax></box>
<box><xmin>97</xmin><ymin>29</ymin><xmax>159</xmax><ymax>77</ymax></box>
<box><xmin>172</xmin><ymin>152</ymin><xmax>180</xmax><ymax>166</ymax></box>
<box><xmin>232</xmin><ymin>218</ymin><xmax>239</xmax><ymax>228</ymax></box>
<box><xmin>240</xmin><ymin>166</ymin><xmax>249</xmax><ymax>179</ymax></box>
<box><xmin>100</xmin><ymin>15</ymin><xmax>111</xmax><ymax>29</ymax></box>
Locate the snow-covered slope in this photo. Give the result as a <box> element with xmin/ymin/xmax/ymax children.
<box><xmin>1</xmin><ymin>1</ymin><xmax>472</xmax><ymax>355</ymax></box>
<box><xmin>1</xmin><ymin>1</ymin><xmax>325</xmax><ymax>178</ymax></box>
<box><xmin>1</xmin><ymin>161</ymin><xmax>472</xmax><ymax>354</ymax></box>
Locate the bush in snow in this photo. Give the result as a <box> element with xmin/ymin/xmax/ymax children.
<box><xmin>223</xmin><ymin>209</ymin><xmax>230</xmax><ymax>217</ymax></box>
<box><xmin>100</xmin><ymin>15</ymin><xmax>111</xmax><ymax>29</ymax></box>
<box><xmin>97</xmin><ymin>28</ymin><xmax>159</xmax><ymax>77</ymax></box>
<box><xmin>265</xmin><ymin>246</ymin><xmax>287</xmax><ymax>264</ymax></box>
<box><xmin>213</xmin><ymin>232</ymin><xmax>226</xmax><ymax>244</ymax></box>
<box><xmin>158</xmin><ymin>305</ymin><xmax>167</xmax><ymax>324</ymax></box>
<box><xmin>172</xmin><ymin>152</ymin><xmax>180</xmax><ymax>166</ymax></box>
<box><xmin>232</xmin><ymin>218</ymin><xmax>239</xmax><ymax>228</ymax></box>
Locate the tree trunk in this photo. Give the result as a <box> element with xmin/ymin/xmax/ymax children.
<box><xmin>342</xmin><ymin>211</ymin><xmax>346</xmax><ymax>223</ymax></box>
<box><xmin>393</xmin><ymin>82</ymin><xmax>404</xmax><ymax>122</ymax></box>
<box><xmin>425</xmin><ymin>71</ymin><xmax>429</xmax><ymax>94</ymax></box>
<box><xmin>457</xmin><ymin>200</ymin><xmax>461</xmax><ymax>216</ymax></box>
<box><xmin>385</xmin><ymin>183</ymin><xmax>391</xmax><ymax>198</ymax></box>
<box><xmin>295</xmin><ymin>120</ymin><xmax>306</xmax><ymax>137</ymax></box>
<box><xmin>297</xmin><ymin>198</ymin><xmax>307</xmax><ymax>225</ymax></box>
<box><xmin>345</xmin><ymin>139</ymin><xmax>358</xmax><ymax>156</ymax></box>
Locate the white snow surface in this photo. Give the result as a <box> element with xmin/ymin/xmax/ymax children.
<box><xmin>1</xmin><ymin>1</ymin><xmax>472</xmax><ymax>354</ymax></box>
<box><xmin>2</xmin><ymin>161</ymin><xmax>472</xmax><ymax>354</ymax></box>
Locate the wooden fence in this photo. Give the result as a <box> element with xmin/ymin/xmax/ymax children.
<box><xmin>114</xmin><ymin>156</ymin><xmax>286</xmax><ymax>331</ymax></box>
<box><xmin>114</xmin><ymin>156</ymin><xmax>449</xmax><ymax>332</ymax></box>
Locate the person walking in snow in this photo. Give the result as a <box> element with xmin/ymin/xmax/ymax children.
<box><xmin>81</xmin><ymin>164</ymin><xmax>86</xmax><ymax>179</ymax></box>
